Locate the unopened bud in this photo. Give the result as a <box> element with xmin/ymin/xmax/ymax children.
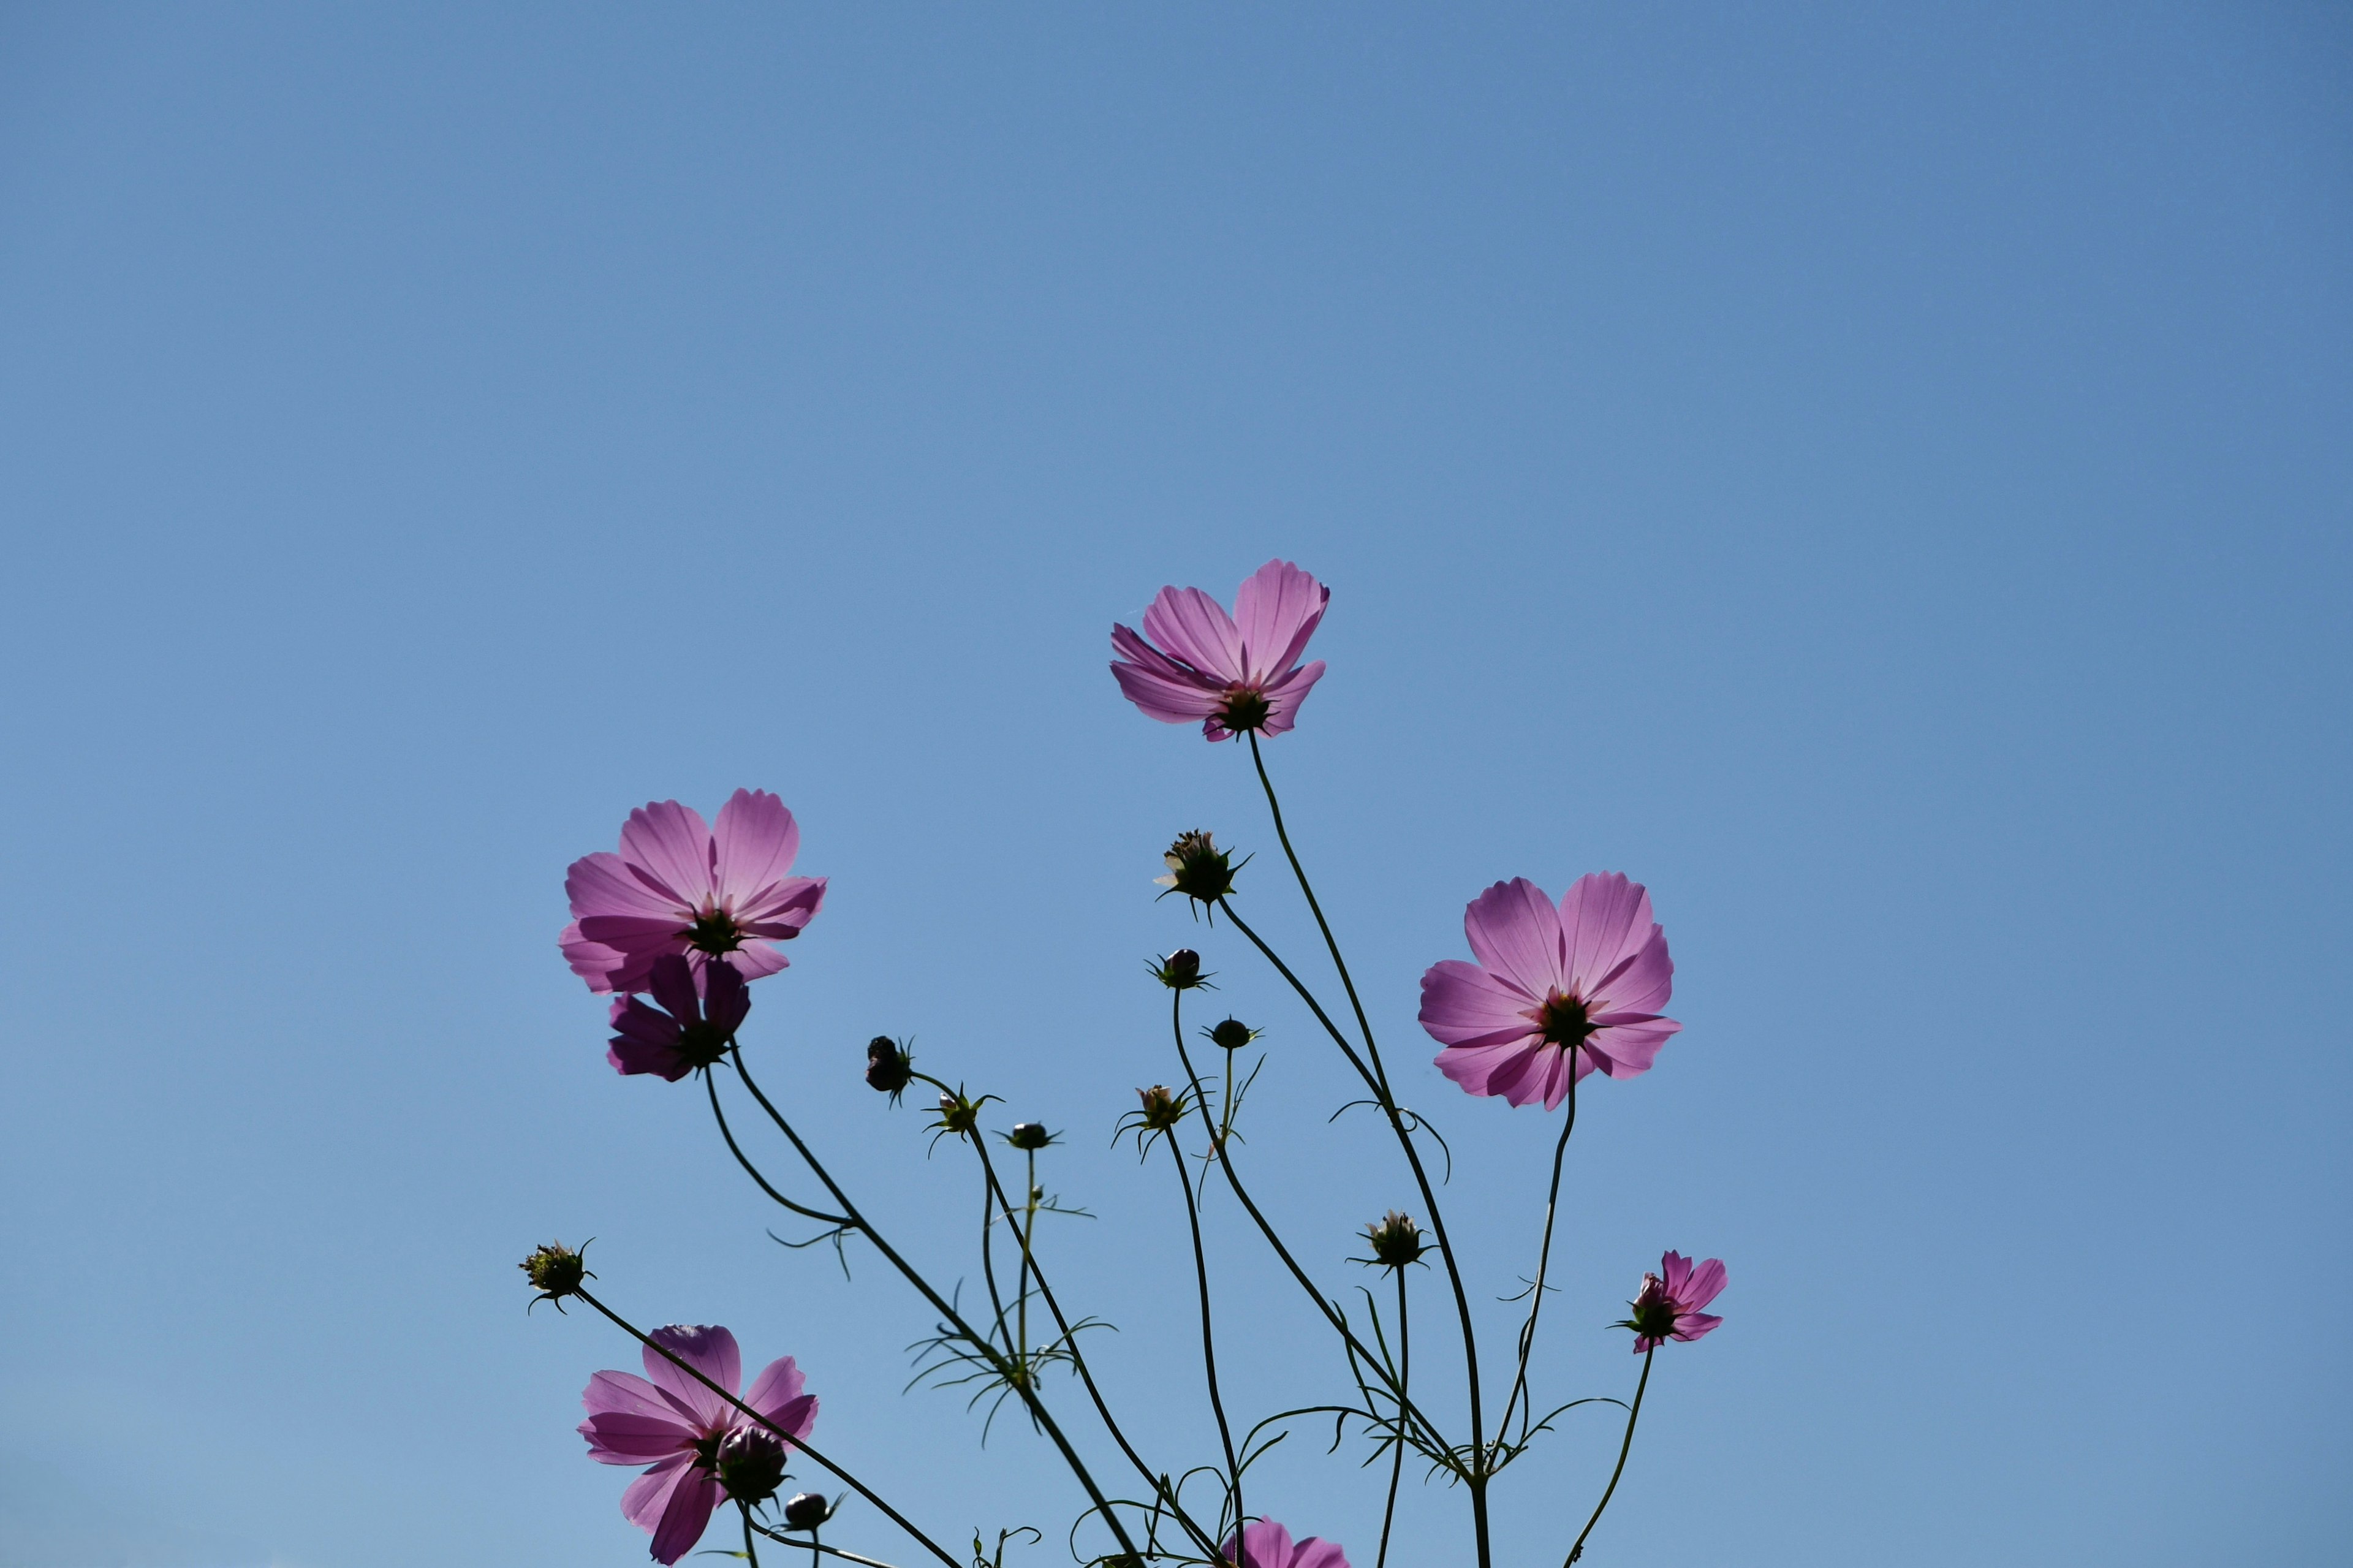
<box><xmin>1005</xmin><ymin>1121</ymin><xmax>1056</xmax><ymax>1152</ymax></box>
<box><xmin>519</xmin><ymin>1240</ymin><xmax>591</xmax><ymax>1307</ymax></box>
<box><xmin>935</xmin><ymin>1091</ymin><xmax>979</xmax><ymax>1139</ymax></box>
<box><xmin>781</xmin><ymin>1491</ymin><xmax>836</xmax><ymax>1531</ymax></box>
<box><xmin>1364</xmin><ymin>1211</ymin><xmax>1427</xmax><ymax>1270</ymax></box>
<box><xmin>1152</xmin><ymin>949</ymin><xmax>1208</xmax><ymax>990</ymax></box>
<box><xmin>714</xmin><ymin>1423</ymin><xmax>787</xmax><ymax>1504</ymax></box>
<box><xmin>1136</xmin><ymin>1085</ymin><xmax>1185</xmax><ymax>1131</ymax></box>
<box><xmin>1205</xmin><ymin>1017</ymin><xmax>1259</xmax><ymax>1051</ymax></box>
<box><xmin>865</xmin><ymin>1036</ymin><xmax>914</xmax><ymax>1097</ymax></box>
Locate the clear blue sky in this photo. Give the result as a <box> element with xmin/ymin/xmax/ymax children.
<box><xmin>2</xmin><ymin>6</ymin><xmax>2346</xmax><ymax>1566</ymax></box>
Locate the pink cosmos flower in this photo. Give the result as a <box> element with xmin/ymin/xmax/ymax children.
<box><xmin>1419</xmin><ymin>873</ymin><xmax>1680</xmax><ymax>1110</ymax></box>
<box><xmin>1622</xmin><ymin>1251</ymin><xmax>1727</xmax><ymax>1352</ymax></box>
<box><xmin>562</xmin><ymin>790</ymin><xmax>825</xmax><ymax>994</ymax></box>
<box><xmin>579</xmin><ymin>1324</ymin><xmax>818</xmax><ymax>1564</ymax></box>
<box><xmin>1110</xmin><ymin>559</ymin><xmax>1330</xmax><ymax>740</ymax></box>
<box><xmin>607</xmin><ymin>954</ymin><xmax>750</xmax><ymax>1081</ymax></box>
<box><xmin>1224</xmin><ymin>1519</ymin><xmax>1351</xmax><ymax>1568</ymax></box>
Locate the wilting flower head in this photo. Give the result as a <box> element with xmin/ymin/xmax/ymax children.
<box><xmin>1111</xmin><ymin>559</ymin><xmax>1331</xmax><ymax>741</ymax></box>
<box><xmin>1419</xmin><ymin>873</ymin><xmax>1680</xmax><ymax>1111</ymax></box>
<box><xmin>1362</xmin><ymin>1211</ymin><xmax>1427</xmax><ymax>1270</ymax></box>
<box><xmin>607</xmin><ymin>956</ymin><xmax>750</xmax><ymax>1082</ymax></box>
<box><xmin>562</xmin><ymin>790</ymin><xmax>826</xmax><ymax>995</ymax></box>
<box><xmin>1136</xmin><ymin>1085</ymin><xmax>1186</xmax><ymax>1131</ymax></box>
<box><xmin>1156</xmin><ymin>831</ymin><xmax>1239</xmax><ymax>906</ymax></box>
<box><xmin>1618</xmin><ymin>1251</ymin><xmax>1727</xmax><ymax>1352</ymax></box>
<box><xmin>780</xmin><ymin>1491</ymin><xmax>837</xmax><ymax>1531</ymax></box>
<box><xmin>865</xmin><ymin>1036</ymin><xmax>915</xmax><ymax>1099</ymax></box>
<box><xmin>1222</xmin><ymin>1518</ymin><xmax>1349</xmax><ymax>1568</ymax></box>
<box><xmin>578</xmin><ymin>1325</ymin><xmax>817</xmax><ymax>1564</ymax></box>
<box><xmin>520</xmin><ymin>1240</ymin><xmax>592</xmax><ymax>1307</ymax></box>
<box><xmin>713</xmin><ymin>1424</ymin><xmax>787</xmax><ymax>1505</ymax></box>
<box><xmin>1205</xmin><ymin>1017</ymin><xmax>1259</xmax><ymax>1051</ymax></box>
<box><xmin>1152</xmin><ymin>949</ymin><xmax>1209</xmax><ymax>990</ymax></box>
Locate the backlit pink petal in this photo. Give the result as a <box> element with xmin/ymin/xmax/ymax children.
<box><xmin>561</xmin><ymin>921</ymin><xmax>633</xmax><ymax>991</ymax></box>
<box><xmin>1586</xmin><ymin>930</ymin><xmax>1673</xmax><ymax>1017</ymax></box>
<box><xmin>1112</xmin><ymin>657</ymin><xmax>1229</xmax><ymax>724</ymax></box>
<box><xmin>1143</xmin><ymin>586</ymin><xmax>1246</xmax><ymax>680</ymax></box>
<box><xmin>1681</xmin><ymin>1257</ymin><xmax>1727</xmax><ymax>1310</ymax></box>
<box><xmin>1673</xmin><ymin>1311</ymin><xmax>1723</xmax><ymax>1341</ymax></box>
<box><xmin>716</xmin><ymin>942</ymin><xmax>789</xmax><ymax>983</ymax></box>
<box><xmin>580</xmin><ymin>1409</ymin><xmax>702</xmax><ymax>1463</ymax></box>
<box><xmin>743</xmin><ymin>1357</ymin><xmax>812</xmax><ymax>1431</ymax></box>
<box><xmin>1463</xmin><ymin>879</ymin><xmax>1567</xmax><ymax>997</ymax></box>
<box><xmin>1431</xmin><ymin>1039</ymin><xmax>1534</xmax><ymax>1097</ymax></box>
<box><xmin>1231</xmin><ymin>559</ymin><xmax>1330</xmax><ymax>684</ymax></box>
<box><xmin>582</xmin><ymin>1368</ymin><xmax>700</xmax><ymax>1428</ymax></box>
<box><xmin>1627</xmin><ymin>1251</ymin><xmax>1726</xmax><ymax>1350</ymax></box>
<box><xmin>1256</xmin><ymin>659</ymin><xmax>1327</xmax><ymax>737</ymax></box>
<box><xmin>618</xmin><ymin>801</ymin><xmax>718</xmax><ymax>907</ymax></box>
<box><xmin>1586</xmin><ymin>1020</ymin><xmax>1678</xmax><ymax>1078</ymax></box>
<box><xmin>1290</xmin><ymin>1539</ymin><xmax>1351</xmax><ymax>1568</ymax></box>
<box><xmin>1419</xmin><ymin>960</ymin><xmax>1542</xmax><ymax>1048</ymax></box>
<box><xmin>642</xmin><ymin>1325</ymin><xmax>739</xmax><ymax>1428</ymax></box>
<box><xmin>714</xmin><ymin>789</ymin><xmax>801</xmax><ymax>903</ymax></box>
<box><xmin>1559</xmin><ymin>873</ymin><xmax>1654</xmax><ymax>999</ymax></box>
<box><xmin>1224</xmin><ymin>1518</ymin><xmax>1348</xmax><ymax>1568</ymax></box>
<box><xmin>566</xmin><ymin>852</ymin><xmax>682</xmax><ymax>920</ymax></box>
<box><xmin>648</xmin><ymin>1460</ymin><xmax>724</xmax><ymax>1565</ymax></box>
<box><xmin>621</xmin><ymin>1452</ymin><xmax>699</xmax><ymax>1532</ymax></box>
<box><xmin>1660</xmin><ymin>1252</ymin><xmax>1693</xmax><ymax>1295</ymax></box>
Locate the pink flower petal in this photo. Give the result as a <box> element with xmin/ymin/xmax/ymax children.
<box><xmin>1290</xmin><ymin>1538</ymin><xmax>1352</xmax><ymax>1568</ymax></box>
<box><xmin>1559</xmin><ymin>873</ymin><xmax>1655</xmax><ymax>1000</ymax></box>
<box><xmin>1463</xmin><ymin>879</ymin><xmax>1567</xmax><ymax>998</ymax></box>
<box><xmin>1586</xmin><ymin>1019</ymin><xmax>1678</xmax><ymax>1078</ymax></box>
<box><xmin>1142</xmin><ymin>585</ymin><xmax>1246</xmax><ymax>681</ymax></box>
<box><xmin>1682</xmin><ymin>1257</ymin><xmax>1727</xmax><ymax>1310</ymax></box>
<box><xmin>582</xmin><ymin>1368</ymin><xmax>701</xmax><ymax>1427</ymax></box>
<box><xmin>1673</xmin><ymin>1311</ymin><xmax>1724</xmax><ymax>1341</ymax></box>
<box><xmin>580</xmin><ymin>1409</ymin><xmax>702</xmax><ymax>1463</ymax></box>
<box><xmin>743</xmin><ymin>1357</ymin><xmax>814</xmax><ymax>1435</ymax></box>
<box><xmin>1230</xmin><ymin>559</ymin><xmax>1330</xmax><ymax>685</ymax></box>
<box><xmin>1256</xmin><ymin>658</ymin><xmax>1327</xmax><ymax>737</ymax></box>
<box><xmin>1587</xmin><ymin>926</ymin><xmax>1673</xmax><ymax>1017</ymax></box>
<box><xmin>734</xmin><ymin>876</ymin><xmax>825</xmax><ymax>934</ymax></box>
<box><xmin>642</xmin><ymin>1324</ymin><xmax>739</xmax><ymax>1427</ymax></box>
<box><xmin>621</xmin><ymin>1452</ymin><xmax>698</xmax><ymax>1531</ymax></box>
<box><xmin>619</xmin><ymin>801</ymin><xmax>718</xmax><ymax>909</ymax></box>
<box><xmin>1112</xmin><ymin>654</ymin><xmax>1229</xmax><ymax>725</ymax></box>
<box><xmin>646</xmin><ymin>1458</ymin><xmax>724</xmax><ymax>1564</ymax></box>
<box><xmin>1418</xmin><ymin>960</ymin><xmax>1542</xmax><ymax>1049</ymax></box>
<box><xmin>560</xmin><ymin>920</ymin><xmax>633</xmax><ymax>992</ymax></box>
<box><xmin>714</xmin><ymin>789</ymin><xmax>801</xmax><ymax>905</ymax></box>
<box><xmin>567</xmin><ymin>851</ymin><xmax>683</xmax><ymax>921</ymax></box>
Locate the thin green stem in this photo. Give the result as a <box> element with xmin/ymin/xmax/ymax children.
<box><xmin>705</xmin><ymin>1069</ymin><xmax>854</xmax><ymax>1227</ymax></box>
<box><xmin>1374</xmin><ymin>1268</ymin><xmax>1410</xmax><ymax>1568</ymax></box>
<box><xmin>1496</xmin><ymin>1068</ymin><xmax>1577</xmax><ymax>1444</ymax></box>
<box><xmin>747</xmin><ymin>1534</ymin><xmax>901</xmax><ymax>1568</ymax></box>
<box><xmin>1564</xmin><ymin>1346</ymin><xmax>1655</xmax><ymax>1566</ymax></box>
<box><xmin>742</xmin><ymin>1502</ymin><xmax>762</xmax><ymax>1568</ymax></box>
<box><xmin>574</xmin><ymin>1287</ymin><xmax>957</xmax><ymax>1568</ymax></box>
<box><xmin>1166</xmin><ymin>1129</ymin><xmax>1243</xmax><ymax>1534</ymax></box>
<box><xmin>724</xmin><ymin>1048</ymin><xmax>1143</xmax><ymax>1564</ymax></box>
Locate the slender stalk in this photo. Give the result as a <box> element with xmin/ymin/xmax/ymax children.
<box><xmin>1496</xmin><ymin>1068</ymin><xmax>1577</xmax><ymax>1443</ymax></box>
<box><xmin>742</xmin><ymin>1502</ymin><xmax>762</xmax><ymax>1568</ymax></box>
<box><xmin>1564</xmin><ymin>1346</ymin><xmax>1655</xmax><ymax>1566</ymax></box>
<box><xmin>748</xmin><ymin>1535</ymin><xmax>902</xmax><ymax>1568</ymax></box>
<box><xmin>574</xmin><ymin>1287</ymin><xmax>958</xmax><ymax>1568</ymax></box>
<box><xmin>1166</xmin><ymin>1130</ymin><xmax>1242</xmax><ymax>1534</ymax></box>
<box><xmin>1168</xmin><ymin>993</ymin><xmax>1454</xmax><ymax>1463</ymax></box>
<box><xmin>723</xmin><ymin>1048</ymin><xmax>1143</xmax><ymax>1563</ymax></box>
<box><xmin>705</xmin><ymin>1069</ymin><xmax>854</xmax><ymax>1227</ymax></box>
<box><xmin>1242</xmin><ymin>732</ymin><xmax>1493</xmax><ymax>1567</ymax></box>
<box><xmin>1017</xmin><ymin>1149</ymin><xmax>1037</xmax><ymax>1365</ymax></box>
<box><xmin>977</xmin><ymin>1157</ymin><xmax>1011</xmax><ymax>1352</ymax></box>
<box><xmin>1374</xmin><ymin>1268</ymin><xmax>1410</xmax><ymax>1568</ymax></box>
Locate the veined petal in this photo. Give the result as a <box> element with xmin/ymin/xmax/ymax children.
<box><xmin>1672</xmin><ymin>1311</ymin><xmax>1722</xmax><ymax>1341</ymax></box>
<box><xmin>583</xmin><ymin>1368</ymin><xmax>701</xmax><ymax>1426</ymax></box>
<box><xmin>620</xmin><ymin>801</ymin><xmax>718</xmax><ymax>909</ymax></box>
<box><xmin>1256</xmin><ymin>659</ymin><xmax>1327</xmax><ymax>737</ymax></box>
<box><xmin>735</xmin><ymin>875</ymin><xmax>825</xmax><ymax>932</ymax></box>
<box><xmin>1419</xmin><ymin>960</ymin><xmax>1542</xmax><ymax>1049</ymax></box>
<box><xmin>1142</xmin><ymin>585</ymin><xmax>1246</xmax><ymax>681</ymax></box>
<box><xmin>1681</xmin><ymin>1257</ymin><xmax>1728</xmax><ymax>1311</ymax></box>
<box><xmin>580</xmin><ymin>1409</ymin><xmax>700</xmax><ymax>1463</ymax></box>
<box><xmin>715</xmin><ymin>942</ymin><xmax>790</xmax><ymax>983</ymax></box>
<box><xmin>561</xmin><ymin>921</ymin><xmax>632</xmax><ymax>991</ymax></box>
<box><xmin>1231</xmin><ymin>559</ymin><xmax>1330</xmax><ymax>685</ymax></box>
<box><xmin>713</xmin><ymin>789</ymin><xmax>801</xmax><ymax>903</ymax></box>
<box><xmin>1463</xmin><ymin>879</ymin><xmax>1567</xmax><ymax>998</ymax></box>
<box><xmin>646</xmin><ymin>1458</ymin><xmax>723</xmax><ymax>1564</ymax></box>
<box><xmin>1586</xmin><ymin>1018</ymin><xmax>1678</xmax><ymax>1078</ymax></box>
<box><xmin>643</xmin><ymin>1325</ymin><xmax>740</xmax><ymax>1426</ymax></box>
<box><xmin>1434</xmin><ymin>1039</ymin><xmax>1542</xmax><ymax>1100</ymax></box>
<box><xmin>567</xmin><ymin>852</ymin><xmax>685</xmax><ymax>922</ymax></box>
<box><xmin>743</xmin><ymin>1357</ymin><xmax>811</xmax><ymax>1432</ymax></box>
<box><xmin>1559</xmin><ymin>873</ymin><xmax>1657</xmax><ymax>1000</ymax></box>
<box><xmin>1290</xmin><ymin>1537</ymin><xmax>1352</xmax><ymax>1568</ymax></box>
<box><xmin>1587</xmin><ymin>926</ymin><xmax>1673</xmax><ymax>1017</ymax></box>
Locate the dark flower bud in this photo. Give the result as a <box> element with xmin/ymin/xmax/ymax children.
<box><xmin>519</xmin><ymin>1240</ymin><xmax>593</xmax><ymax>1308</ymax></box>
<box><xmin>1205</xmin><ymin>1017</ymin><xmax>1259</xmax><ymax>1052</ymax></box>
<box><xmin>865</xmin><ymin>1036</ymin><xmax>914</xmax><ymax>1099</ymax></box>
<box><xmin>934</xmin><ymin>1091</ymin><xmax>979</xmax><ymax>1140</ymax></box>
<box><xmin>781</xmin><ymin>1491</ymin><xmax>837</xmax><ymax>1531</ymax></box>
<box><xmin>1136</xmin><ymin>1085</ymin><xmax>1186</xmax><ymax>1131</ymax></box>
<box><xmin>1364</xmin><ymin>1211</ymin><xmax>1427</xmax><ymax>1270</ymax></box>
<box><xmin>1156</xmin><ymin>830</ymin><xmax>1239</xmax><ymax>905</ymax></box>
<box><xmin>1004</xmin><ymin>1121</ymin><xmax>1057</xmax><ymax>1151</ymax></box>
<box><xmin>1151</xmin><ymin>948</ymin><xmax>1208</xmax><ymax>990</ymax></box>
<box><xmin>713</xmin><ymin>1423</ymin><xmax>787</xmax><ymax>1504</ymax></box>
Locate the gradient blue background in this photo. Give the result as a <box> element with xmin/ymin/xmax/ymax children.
<box><xmin>2</xmin><ymin>6</ymin><xmax>2346</xmax><ymax>1566</ymax></box>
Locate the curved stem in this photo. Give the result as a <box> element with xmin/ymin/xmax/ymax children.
<box><xmin>977</xmin><ymin>1155</ymin><xmax>1010</xmax><ymax>1352</ymax></box>
<box><xmin>1564</xmin><ymin>1346</ymin><xmax>1655</xmax><ymax>1566</ymax></box>
<box><xmin>1168</xmin><ymin>993</ymin><xmax>1455</xmax><ymax>1464</ymax></box>
<box><xmin>748</xmin><ymin>1534</ymin><xmax>903</xmax><ymax>1568</ymax></box>
<box><xmin>1166</xmin><ymin>1129</ymin><xmax>1243</xmax><ymax>1534</ymax></box>
<box><xmin>575</xmin><ymin>1287</ymin><xmax>957</xmax><ymax>1568</ymax></box>
<box><xmin>1375</xmin><ymin>1269</ymin><xmax>1410</xmax><ymax>1568</ymax></box>
<box><xmin>705</xmin><ymin>1069</ymin><xmax>854</xmax><ymax>1227</ymax></box>
<box><xmin>1496</xmin><ymin>1069</ymin><xmax>1577</xmax><ymax>1443</ymax></box>
<box><xmin>724</xmin><ymin>1047</ymin><xmax>1143</xmax><ymax>1564</ymax></box>
<box><xmin>1242</xmin><ymin>733</ymin><xmax>1492</xmax><ymax>1566</ymax></box>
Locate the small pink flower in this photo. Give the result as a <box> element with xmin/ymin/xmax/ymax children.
<box><xmin>1419</xmin><ymin>873</ymin><xmax>1680</xmax><ymax>1110</ymax></box>
<box><xmin>561</xmin><ymin>790</ymin><xmax>825</xmax><ymax>994</ymax></box>
<box><xmin>579</xmin><ymin>1324</ymin><xmax>818</xmax><ymax>1564</ymax></box>
<box><xmin>1223</xmin><ymin>1518</ymin><xmax>1351</xmax><ymax>1568</ymax></box>
<box><xmin>1621</xmin><ymin>1251</ymin><xmax>1727</xmax><ymax>1352</ymax></box>
<box><xmin>1110</xmin><ymin>559</ymin><xmax>1330</xmax><ymax>741</ymax></box>
<box><xmin>606</xmin><ymin>955</ymin><xmax>750</xmax><ymax>1081</ymax></box>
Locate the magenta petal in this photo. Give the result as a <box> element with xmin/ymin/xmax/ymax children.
<box><xmin>1290</xmin><ymin>1539</ymin><xmax>1351</xmax><ymax>1568</ymax></box>
<box><xmin>1419</xmin><ymin>960</ymin><xmax>1541</xmax><ymax>1048</ymax></box>
<box><xmin>713</xmin><ymin>789</ymin><xmax>801</xmax><ymax>903</ymax></box>
<box><xmin>1559</xmin><ymin>873</ymin><xmax>1655</xmax><ymax>999</ymax></box>
<box><xmin>1255</xmin><ymin>658</ymin><xmax>1327</xmax><ymax>737</ymax></box>
<box><xmin>704</xmin><ymin>961</ymin><xmax>750</xmax><ymax>1036</ymax></box>
<box><xmin>1589</xmin><ymin>926</ymin><xmax>1674</xmax><ymax>1017</ymax></box>
<box><xmin>619</xmin><ymin>801</ymin><xmax>717</xmax><ymax>908</ymax></box>
<box><xmin>1142</xmin><ymin>585</ymin><xmax>1246</xmax><ymax>680</ymax></box>
<box><xmin>1682</xmin><ymin>1257</ymin><xmax>1727</xmax><ymax>1310</ymax></box>
<box><xmin>646</xmin><ymin>955</ymin><xmax>700</xmax><ymax>1023</ymax></box>
<box><xmin>561</xmin><ymin>921</ymin><xmax>633</xmax><ymax>991</ymax></box>
<box><xmin>1586</xmin><ymin>1020</ymin><xmax>1678</xmax><ymax>1078</ymax></box>
<box><xmin>1673</xmin><ymin>1311</ymin><xmax>1724</xmax><ymax>1341</ymax></box>
<box><xmin>717</xmin><ymin>942</ymin><xmax>789</xmax><ymax>983</ymax></box>
<box><xmin>583</xmin><ymin>1368</ymin><xmax>700</xmax><ymax>1426</ymax></box>
<box><xmin>644</xmin><ymin>1457</ymin><xmax>723</xmax><ymax>1565</ymax></box>
<box><xmin>580</xmin><ymin>1409</ymin><xmax>702</xmax><ymax>1463</ymax></box>
<box><xmin>621</xmin><ymin>1452</ymin><xmax>698</xmax><ymax>1532</ymax></box>
<box><xmin>1229</xmin><ymin>1520</ymin><xmax>1297</xmax><ymax>1568</ymax></box>
<box><xmin>735</xmin><ymin>875</ymin><xmax>825</xmax><ymax>933</ymax></box>
<box><xmin>1230</xmin><ymin>558</ymin><xmax>1330</xmax><ymax>684</ymax></box>
<box><xmin>743</xmin><ymin>1357</ymin><xmax>810</xmax><ymax>1430</ymax></box>
<box><xmin>567</xmin><ymin>851</ymin><xmax>683</xmax><ymax>921</ymax></box>
<box><xmin>1463</xmin><ymin>879</ymin><xmax>1568</xmax><ymax>998</ymax></box>
<box><xmin>608</xmin><ymin>1036</ymin><xmax>691</xmax><ymax>1081</ymax></box>
<box><xmin>643</xmin><ymin>1325</ymin><xmax>740</xmax><ymax>1426</ymax></box>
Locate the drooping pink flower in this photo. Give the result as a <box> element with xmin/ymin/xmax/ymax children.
<box><xmin>1110</xmin><ymin>559</ymin><xmax>1330</xmax><ymax>741</ymax></box>
<box><xmin>1419</xmin><ymin>873</ymin><xmax>1680</xmax><ymax>1110</ymax></box>
<box><xmin>1223</xmin><ymin>1518</ymin><xmax>1351</xmax><ymax>1568</ymax></box>
<box><xmin>561</xmin><ymin>790</ymin><xmax>825</xmax><ymax>994</ymax></box>
<box><xmin>1621</xmin><ymin>1251</ymin><xmax>1727</xmax><ymax>1352</ymax></box>
<box><xmin>579</xmin><ymin>1324</ymin><xmax>818</xmax><ymax>1564</ymax></box>
<box><xmin>606</xmin><ymin>954</ymin><xmax>750</xmax><ymax>1081</ymax></box>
